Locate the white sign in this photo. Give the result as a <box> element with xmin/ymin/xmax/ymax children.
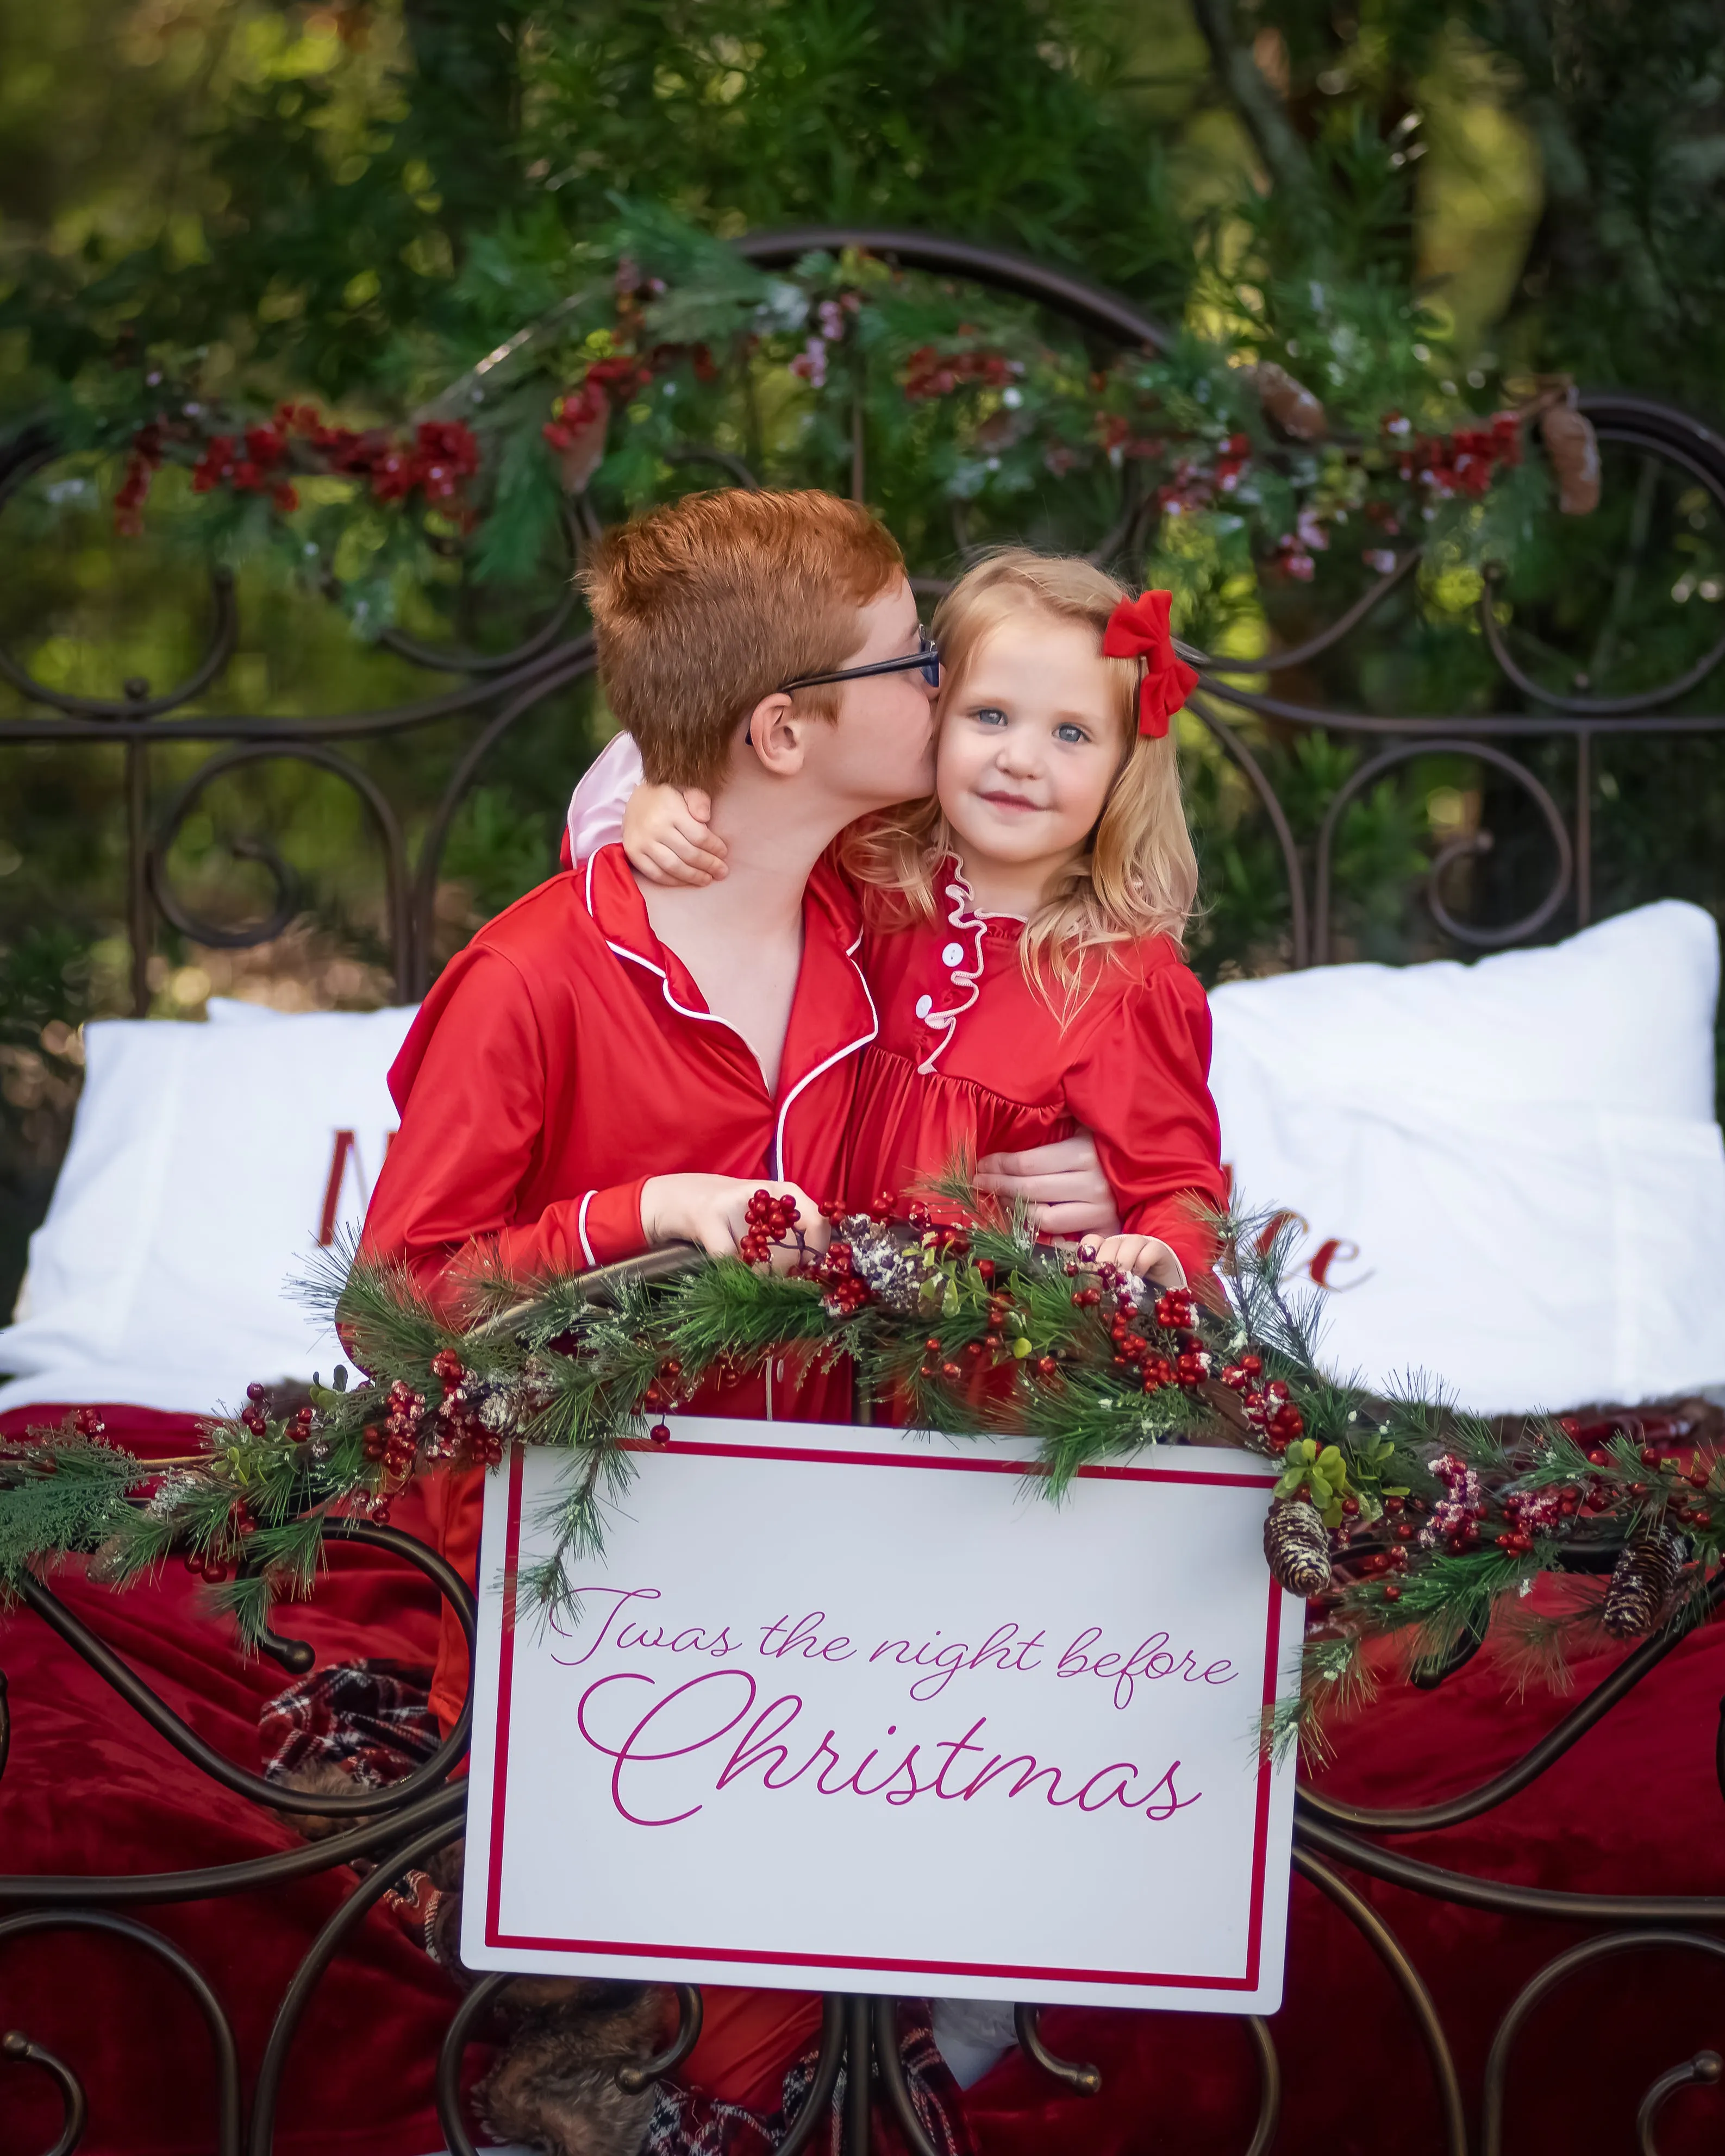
<box><xmin>463</xmin><ymin>1420</ymin><xmax>1302</xmax><ymax>2013</ymax></box>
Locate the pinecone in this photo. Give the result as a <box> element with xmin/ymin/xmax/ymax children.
<box><xmin>1601</xmin><ymin>1522</ymin><xmax>1685</xmax><ymax>1639</ymax></box>
<box><xmin>1264</xmin><ymin>1499</ymin><xmax>1332</xmax><ymax>1597</ymax></box>
<box><xmin>477</xmin><ymin>1383</ymin><xmax>527</xmax><ymax>1436</ymax></box>
<box><xmin>1251</xmin><ymin>361</ymin><xmax>1328</xmax><ymax>442</ymax></box>
<box><xmin>838</xmin><ymin>1216</ymin><xmax>925</xmax><ymax>1313</ymax></box>
<box><xmin>1539</xmin><ymin>399</ymin><xmax>1601</xmax><ymax>515</ymax></box>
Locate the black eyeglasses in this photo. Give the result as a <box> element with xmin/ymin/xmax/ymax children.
<box><xmin>780</xmin><ymin>628</ymin><xmax>941</xmax><ymax>694</ymax></box>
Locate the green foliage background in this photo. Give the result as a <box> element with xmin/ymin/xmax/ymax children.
<box><xmin>2</xmin><ymin>0</ymin><xmax>1724</xmax><ymax>1313</ymax></box>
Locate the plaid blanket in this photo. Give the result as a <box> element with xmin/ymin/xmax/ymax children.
<box><xmin>258</xmin><ymin>1656</ymin><xmax>442</xmax><ymax>1787</ymax></box>
<box><xmin>259</xmin><ymin>1657</ymin><xmax>451</xmax><ymax>1956</ymax></box>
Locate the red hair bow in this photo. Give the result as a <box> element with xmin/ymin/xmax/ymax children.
<box><xmin>1102</xmin><ymin>588</ymin><xmax>1198</xmax><ymax>738</ymax></box>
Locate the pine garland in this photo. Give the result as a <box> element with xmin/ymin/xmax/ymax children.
<box><xmin>0</xmin><ymin>1415</ymin><xmax>138</xmax><ymax>1597</ymax></box>
<box><xmin>3</xmin><ymin>1193</ymin><xmax>1721</xmax><ymax>1762</ymax></box>
<box><xmin>27</xmin><ymin>209</ymin><xmax>1552</xmax><ymax>641</ymax></box>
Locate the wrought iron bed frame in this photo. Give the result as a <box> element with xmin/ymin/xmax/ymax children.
<box><xmin>3</xmin><ymin>228</ymin><xmax>1725</xmax><ymax>2155</ymax></box>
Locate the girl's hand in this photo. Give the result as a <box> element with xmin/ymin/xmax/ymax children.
<box><xmin>622</xmin><ymin>784</ymin><xmax>729</xmax><ymax>886</ymax></box>
<box><xmin>1082</xmin><ymin>1232</ymin><xmax>1185</xmax><ymax>1292</ymax></box>
<box><xmin>639</xmin><ymin>1173</ymin><xmax>829</xmax><ymax>1272</ymax></box>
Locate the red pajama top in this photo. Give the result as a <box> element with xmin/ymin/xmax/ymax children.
<box><xmin>360</xmin><ymin>843</ymin><xmax>876</xmax><ymax>1733</ymax></box>
<box><xmin>846</xmin><ymin>862</ymin><xmax>1227</xmax><ymax>1281</ymax></box>
<box><xmin>366</xmin><ymin>843</ymin><xmax>874</xmax><ymax>1284</ymax></box>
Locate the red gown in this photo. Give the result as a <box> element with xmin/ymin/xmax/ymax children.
<box><xmin>846</xmin><ymin>862</ymin><xmax>1227</xmax><ymax>1280</ymax></box>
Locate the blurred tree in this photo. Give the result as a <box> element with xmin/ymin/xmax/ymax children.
<box><xmin>1</xmin><ymin>1</ymin><xmax>1201</xmax><ymax>406</ymax></box>
<box><xmin>8</xmin><ymin>4</ymin><xmax>1722</xmax><ymax>421</ymax></box>
<box><xmin>1184</xmin><ymin>0</ymin><xmax>1725</xmax><ymax>411</ymax></box>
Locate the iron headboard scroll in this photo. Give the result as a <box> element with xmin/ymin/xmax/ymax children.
<box><xmin>2</xmin><ymin>230</ymin><xmax>1722</xmax><ymax>1007</ymax></box>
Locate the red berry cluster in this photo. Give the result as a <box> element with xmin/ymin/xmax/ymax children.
<box><xmin>542</xmin><ymin>381</ymin><xmax>607</xmax><ymax>452</ymax></box>
<box><xmin>191</xmin><ymin>420</ymin><xmax>302</xmax><ymax>510</ymax></box>
<box><xmin>1493</xmin><ymin>1481</ymin><xmax>1581</xmax><ymax>1553</ymax></box>
<box><xmin>1420</xmin><ymin>1451</ymin><xmax>1488</xmax><ymax>1552</ymax></box>
<box><xmin>1562</xmin><ymin>1409</ymin><xmax>1691</xmax><ymax>1454</ymax></box>
<box><xmin>795</xmin><ymin>1237</ymin><xmax>874</xmax><ymax>1319</ymax></box>
<box><xmin>138</xmin><ymin>402</ymin><xmax>483</xmax><ymax>529</ymax></box>
<box><xmin>740</xmin><ymin>1190</ymin><xmax>802</xmax><ymax>1265</ymax></box>
<box><xmin>904</xmin><ymin>344</ymin><xmax>1020</xmax><ymax>399</ymax></box>
<box><xmin>1065</xmin><ymin>1274</ymin><xmax>1214</xmax><ymax>1397</ymax></box>
<box><xmin>427</xmin><ymin>1348</ymin><xmax>505</xmax><ymax>1469</ymax></box>
<box><xmin>1259</xmin><ymin>1383</ymin><xmax>1305</xmax><ymax>1446</ymax></box>
<box><xmin>918</xmin><ymin>1334</ymin><xmax>964</xmax><ymax>1385</ymax></box>
<box><xmin>1671</xmin><ymin>1480</ymin><xmax>1716</xmax><ymax>1532</ymax></box>
<box><xmin>541</xmin><ymin>355</ymin><xmax>655</xmax><ymax>455</ymax></box>
<box><xmin>641</xmin><ymin>1357</ymin><xmax>684</xmax><ymax>1417</ymax></box>
<box><xmin>1564</xmin><ymin>1430</ymin><xmax>1716</xmax><ymax>1533</ymax></box>
<box><xmin>918</xmin><ymin>1278</ymin><xmax>1029</xmax><ymax>1386</ymax></box>
<box><xmin>72</xmin><ymin>1406</ymin><xmax>107</xmax><ymax>1440</ymax></box>
<box><xmin>1102</xmin><ymin>1291</ymin><xmax>1154</xmax><ymax>1379</ymax></box>
<box><xmin>114</xmin><ymin>423</ymin><xmax>165</xmax><ymax>536</ymax></box>
<box><xmin>183</xmin><ymin>1498</ymin><xmax>255</xmax><ymax>1585</ymax></box>
<box><xmin>926</xmin><ymin>1223</ymin><xmax>972</xmax><ymax>1259</ymax></box>
<box><xmin>1220</xmin><ymin>1357</ymin><xmax>1307</xmax><ymax>1449</ymax></box>
<box><xmin>1352</xmin><ymin>1530</ymin><xmax>1410</xmax><ymax>1589</ymax></box>
<box><xmin>362</xmin><ymin>1378</ymin><xmax>424</xmax><ymax>1481</ymax></box>
<box><xmin>356</xmin><ymin>418</ymin><xmax>481</xmax><ymax>505</ymax></box>
<box><xmin>1136</xmin><ymin>433</ymin><xmax>1254</xmax><ymax>516</ymax></box>
<box><xmin>240</xmin><ymin>1380</ymin><xmax>272</xmax><ymax>1437</ymax></box>
<box><xmin>980</xmin><ymin>1286</ymin><xmax>1018</xmax><ymax>1343</ymax></box>
<box><xmin>900</xmin><ymin>1200</ymin><xmax>971</xmax><ymax>1261</ymax></box>
<box><xmin>1152</xmin><ymin>1288</ymin><xmax>1197</xmax><ymax>1331</ymax></box>
<box><xmin>1390</xmin><ymin>410</ymin><xmax>1522</xmax><ymax>500</ymax></box>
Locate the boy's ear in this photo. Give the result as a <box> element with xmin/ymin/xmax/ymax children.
<box><xmin>743</xmin><ymin>691</ymin><xmax>807</xmax><ymax>775</ymax></box>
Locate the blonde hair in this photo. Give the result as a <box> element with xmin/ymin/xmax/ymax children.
<box><xmin>582</xmin><ymin>490</ymin><xmax>904</xmax><ymax>792</ymax></box>
<box><xmin>841</xmin><ymin>548</ymin><xmax>1199</xmax><ymax>1000</ymax></box>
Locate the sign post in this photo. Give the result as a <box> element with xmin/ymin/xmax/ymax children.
<box><xmin>464</xmin><ymin>1420</ymin><xmax>1302</xmax><ymax>2015</ymax></box>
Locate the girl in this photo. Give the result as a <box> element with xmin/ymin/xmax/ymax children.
<box><xmin>566</xmin><ymin>550</ymin><xmax>1225</xmax><ymax>2113</ymax></box>
<box><xmin>567</xmin><ymin>548</ymin><xmax>1227</xmax><ymax>1289</ymax></box>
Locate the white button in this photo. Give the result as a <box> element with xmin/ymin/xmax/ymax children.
<box><xmin>915</xmin><ymin>993</ymin><xmax>934</xmax><ymax>1019</ymax></box>
<box><xmin>941</xmin><ymin>941</ymin><xmax>966</xmax><ymax>967</ymax></box>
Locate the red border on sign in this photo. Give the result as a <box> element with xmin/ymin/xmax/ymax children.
<box><xmin>484</xmin><ymin>1437</ymin><xmax>1286</xmax><ymax>1991</ymax></box>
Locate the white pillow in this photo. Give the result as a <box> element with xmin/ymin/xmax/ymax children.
<box><xmin>4</xmin><ymin>902</ymin><xmax>1718</xmax><ymax>1422</ymax></box>
<box><xmin>1209</xmin><ymin>899</ymin><xmax>1718</xmax><ymax>1123</ymax></box>
<box><xmin>1209</xmin><ymin>902</ymin><xmax>1725</xmax><ymax>1413</ymax></box>
<box><xmin>1212</xmin><ymin>1064</ymin><xmax>1725</xmax><ymax>1413</ymax></box>
<box><xmin>0</xmin><ymin>1007</ymin><xmax>417</xmax><ymax>1418</ymax></box>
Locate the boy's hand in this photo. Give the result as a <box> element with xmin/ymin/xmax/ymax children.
<box><xmin>974</xmin><ymin>1131</ymin><xmax>1120</xmax><ymax>1238</ymax></box>
<box><xmin>623</xmin><ymin>784</ymin><xmax>728</xmax><ymax>887</ymax></box>
<box><xmin>1081</xmin><ymin>1232</ymin><xmax>1185</xmax><ymax>1292</ymax></box>
<box><xmin>640</xmin><ymin>1173</ymin><xmax>829</xmax><ymax>1272</ymax></box>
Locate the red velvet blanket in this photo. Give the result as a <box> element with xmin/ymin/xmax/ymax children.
<box><xmin>3</xmin><ymin>1404</ymin><xmax>1723</xmax><ymax>2155</ymax></box>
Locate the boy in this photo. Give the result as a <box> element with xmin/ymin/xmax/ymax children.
<box><xmin>361</xmin><ymin>486</ymin><xmax>1112</xmax><ymax>2122</ymax></box>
